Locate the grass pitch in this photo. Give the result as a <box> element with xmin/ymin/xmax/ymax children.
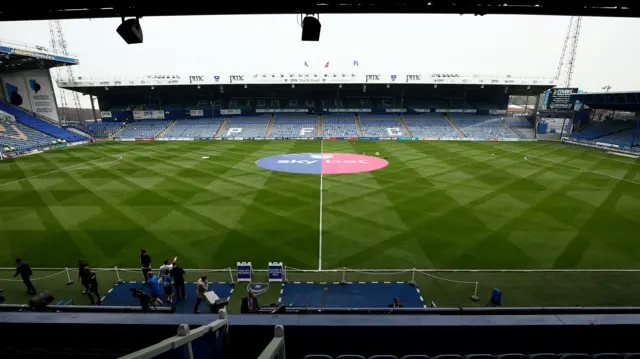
<box><xmin>1</xmin><ymin>140</ymin><xmax>639</xmax><ymax>310</ymax></box>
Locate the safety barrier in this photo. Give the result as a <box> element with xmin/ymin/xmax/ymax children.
<box><xmin>120</xmin><ymin>310</ymin><xmax>228</xmax><ymax>359</ymax></box>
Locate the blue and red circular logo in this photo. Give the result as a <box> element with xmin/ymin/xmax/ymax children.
<box><xmin>256</xmin><ymin>153</ymin><xmax>388</xmax><ymax>174</ymax></box>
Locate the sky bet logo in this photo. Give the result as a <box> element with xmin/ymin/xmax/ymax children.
<box><xmin>256</xmin><ymin>153</ymin><xmax>388</xmax><ymax>175</ymax></box>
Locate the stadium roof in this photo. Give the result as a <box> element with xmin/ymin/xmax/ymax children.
<box><xmin>1</xmin><ymin>2</ymin><xmax>638</xmax><ymax>21</ymax></box>
<box><xmin>59</xmin><ymin>72</ymin><xmax>556</xmax><ymax>93</ymax></box>
<box><xmin>573</xmin><ymin>91</ymin><xmax>640</xmax><ymax>111</ymax></box>
<box><xmin>0</xmin><ymin>40</ymin><xmax>78</xmax><ymax>73</ymax></box>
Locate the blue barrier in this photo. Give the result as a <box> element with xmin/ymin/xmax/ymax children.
<box><xmin>280</xmin><ymin>282</ymin><xmax>425</xmax><ymax>308</ymax></box>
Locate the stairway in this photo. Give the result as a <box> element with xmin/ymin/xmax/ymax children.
<box><xmin>264</xmin><ymin>115</ymin><xmax>275</xmax><ymax>137</ymax></box>
<box><xmin>156</xmin><ymin>120</ymin><xmax>177</xmax><ymax>139</ymax></box>
<box><xmin>400</xmin><ymin>116</ymin><xmax>413</xmax><ymax>137</ymax></box>
<box><xmin>65</xmin><ymin>127</ymin><xmax>93</xmax><ymax>139</ymax></box>
<box><xmin>214</xmin><ymin>119</ymin><xmax>229</xmax><ymax>139</ymax></box>
<box><xmin>317</xmin><ymin>116</ymin><xmax>323</xmax><ymax>137</ymax></box>
<box><xmin>111</xmin><ymin>123</ymin><xmax>128</xmax><ymax>139</ymax></box>
<box><xmin>445</xmin><ymin>114</ymin><xmax>466</xmax><ymax>137</ymax></box>
<box><xmin>354</xmin><ymin>115</ymin><xmax>364</xmax><ymax>136</ymax></box>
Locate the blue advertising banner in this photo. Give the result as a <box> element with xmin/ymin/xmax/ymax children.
<box><xmin>358</xmin><ymin>137</ymin><xmax>379</xmax><ymax>140</ymax></box>
<box><xmin>237</xmin><ymin>262</ymin><xmax>252</xmax><ymax>282</ymax></box>
<box><xmin>268</xmin><ymin>262</ymin><xmax>284</xmax><ymax>282</ymax></box>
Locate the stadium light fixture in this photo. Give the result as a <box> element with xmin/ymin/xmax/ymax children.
<box><xmin>117</xmin><ymin>17</ymin><xmax>143</xmax><ymax>44</ymax></box>
<box><xmin>301</xmin><ymin>14</ymin><xmax>321</xmax><ymax>41</ymax></box>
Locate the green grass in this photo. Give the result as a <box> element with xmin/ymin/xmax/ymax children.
<box><xmin>1</xmin><ymin>140</ymin><xmax>639</xmax><ymax>311</ymax></box>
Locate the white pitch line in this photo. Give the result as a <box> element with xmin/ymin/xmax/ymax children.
<box><xmin>318</xmin><ymin>139</ymin><xmax>324</xmax><ymax>271</ymax></box>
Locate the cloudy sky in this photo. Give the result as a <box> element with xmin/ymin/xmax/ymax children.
<box><xmin>1</xmin><ymin>14</ymin><xmax>638</xmax><ymax>107</ymax></box>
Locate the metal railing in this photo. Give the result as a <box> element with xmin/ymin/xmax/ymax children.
<box><xmin>0</xmin><ymin>39</ymin><xmax>78</xmax><ymax>59</ymax></box>
<box><xmin>120</xmin><ymin>310</ymin><xmax>228</xmax><ymax>359</ymax></box>
<box><xmin>258</xmin><ymin>325</ymin><xmax>286</xmax><ymax>359</ymax></box>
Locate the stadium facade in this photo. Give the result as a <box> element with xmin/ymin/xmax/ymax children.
<box><xmin>58</xmin><ymin>72</ymin><xmax>555</xmax><ymax>143</ymax></box>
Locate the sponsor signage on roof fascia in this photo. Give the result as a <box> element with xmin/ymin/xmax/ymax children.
<box><xmin>57</xmin><ymin>74</ymin><xmax>555</xmax><ymax>87</ymax></box>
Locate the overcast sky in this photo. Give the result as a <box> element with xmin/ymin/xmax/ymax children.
<box><xmin>1</xmin><ymin>14</ymin><xmax>638</xmax><ymax>107</ymax></box>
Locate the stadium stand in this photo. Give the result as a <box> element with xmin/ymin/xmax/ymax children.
<box><xmin>114</xmin><ymin>120</ymin><xmax>171</xmax><ymax>139</ymax></box>
<box><xmin>402</xmin><ymin>114</ymin><xmax>461</xmax><ymax>138</ymax></box>
<box><xmin>159</xmin><ymin>118</ymin><xmax>223</xmax><ymax>139</ymax></box>
<box><xmin>86</xmin><ymin>122</ymin><xmax>125</xmax><ymax>138</ymax></box>
<box><xmin>506</xmin><ymin>116</ymin><xmax>536</xmax><ymax>139</ymax></box>
<box><xmin>0</xmin><ymin>101</ymin><xmax>85</xmax><ymax>142</ymax></box>
<box><xmin>570</xmin><ymin>121</ymin><xmax>636</xmax><ymax>141</ymax></box>
<box><xmin>302</xmin><ymin>353</ymin><xmax>636</xmax><ymax>359</ymax></box>
<box><xmin>221</xmin><ymin>116</ymin><xmax>270</xmax><ymax>138</ymax></box>
<box><xmin>450</xmin><ymin>114</ymin><xmax>519</xmax><ymax>139</ymax></box>
<box><xmin>269</xmin><ymin>113</ymin><xmax>317</xmax><ymax>138</ymax></box>
<box><xmin>323</xmin><ymin>114</ymin><xmax>359</xmax><ymax>137</ymax></box>
<box><xmin>359</xmin><ymin>114</ymin><xmax>407</xmax><ymax>137</ymax></box>
<box><xmin>595</xmin><ymin>127</ymin><xmax>639</xmax><ymax>148</ymax></box>
<box><xmin>1</xmin><ymin>117</ymin><xmax>58</xmax><ymax>152</ymax></box>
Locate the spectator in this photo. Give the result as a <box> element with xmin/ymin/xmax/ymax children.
<box><xmin>170</xmin><ymin>261</ymin><xmax>186</xmax><ymax>300</ymax></box>
<box><xmin>146</xmin><ymin>271</ymin><xmax>163</xmax><ymax>306</ymax></box>
<box><xmin>159</xmin><ymin>259</ymin><xmax>173</xmax><ymax>276</ymax></box>
<box><xmin>140</xmin><ymin>249</ymin><xmax>152</xmax><ymax>284</ymax></box>
<box><xmin>161</xmin><ymin>272</ymin><xmax>173</xmax><ymax>304</ymax></box>
<box><xmin>86</xmin><ymin>267</ymin><xmax>101</xmax><ymax>305</ymax></box>
<box><xmin>193</xmin><ymin>274</ymin><xmax>208</xmax><ymax>313</ymax></box>
<box><xmin>241</xmin><ymin>291</ymin><xmax>260</xmax><ymax>313</ymax></box>
<box><xmin>388</xmin><ymin>297</ymin><xmax>404</xmax><ymax>308</ymax></box>
<box><xmin>14</xmin><ymin>259</ymin><xmax>36</xmax><ymax>295</ymax></box>
<box><xmin>78</xmin><ymin>259</ymin><xmax>89</xmax><ymax>294</ymax></box>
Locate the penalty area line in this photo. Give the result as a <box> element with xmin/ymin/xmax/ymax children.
<box><xmin>318</xmin><ymin>139</ymin><xmax>324</xmax><ymax>271</ymax></box>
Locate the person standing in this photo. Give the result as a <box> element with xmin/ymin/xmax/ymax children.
<box><xmin>159</xmin><ymin>259</ymin><xmax>173</xmax><ymax>276</ymax></box>
<box><xmin>78</xmin><ymin>259</ymin><xmax>89</xmax><ymax>294</ymax></box>
<box><xmin>146</xmin><ymin>271</ymin><xmax>163</xmax><ymax>306</ymax></box>
<box><xmin>14</xmin><ymin>258</ymin><xmax>36</xmax><ymax>295</ymax></box>
<box><xmin>193</xmin><ymin>274</ymin><xmax>208</xmax><ymax>313</ymax></box>
<box><xmin>170</xmin><ymin>261</ymin><xmax>186</xmax><ymax>300</ymax></box>
<box><xmin>140</xmin><ymin>249</ymin><xmax>152</xmax><ymax>284</ymax></box>
<box><xmin>241</xmin><ymin>291</ymin><xmax>260</xmax><ymax>313</ymax></box>
<box><xmin>86</xmin><ymin>267</ymin><xmax>101</xmax><ymax>305</ymax></box>
<box><xmin>161</xmin><ymin>272</ymin><xmax>173</xmax><ymax>304</ymax></box>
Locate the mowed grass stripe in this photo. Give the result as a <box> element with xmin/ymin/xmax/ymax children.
<box><xmin>0</xmin><ymin>140</ymin><xmax>638</xmax><ymax>273</ymax></box>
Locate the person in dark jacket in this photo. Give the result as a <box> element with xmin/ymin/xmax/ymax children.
<box><xmin>14</xmin><ymin>258</ymin><xmax>36</xmax><ymax>295</ymax></box>
<box><xmin>241</xmin><ymin>291</ymin><xmax>260</xmax><ymax>313</ymax></box>
<box><xmin>140</xmin><ymin>249</ymin><xmax>152</xmax><ymax>284</ymax></box>
<box><xmin>388</xmin><ymin>297</ymin><xmax>404</xmax><ymax>308</ymax></box>
<box><xmin>169</xmin><ymin>261</ymin><xmax>186</xmax><ymax>300</ymax></box>
<box><xmin>78</xmin><ymin>259</ymin><xmax>89</xmax><ymax>294</ymax></box>
<box><xmin>86</xmin><ymin>267</ymin><xmax>101</xmax><ymax>305</ymax></box>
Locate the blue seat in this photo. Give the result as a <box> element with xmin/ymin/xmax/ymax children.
<box><xmin>624</xmin><ymin>355</ymin><xmax>640</xmax><ymax>359</ymax></box>
<box><xmin>467</xmin><ymin>355</ymin><xmax>495</xmax><ymax>359</ymax></box>
<box><xmin>498</xmin><ymin>355</ymin><xmax>526</xmax><ymax>359</ymax></box>
<box><xmin>304</xmin><ymin>356</ymin><xmax>333</xmax><ymax>359</ymax></box>
<box><xmin>530</xmin><ymin>354</ymin><xmax>559</xmax><ymax>359</ymax></box>
<box><xmin>370</xmin><ymin>356</ymin><xmax>398</xmax><ymax>359</ymax></box>
<box><xmin>434</xmin><ymin>355</ymin><xmax>464</xmax><ymax>359</ymax></box>
<box><xmin>337</xmin><ymin>356</ymin><xmax>366</xmax><ymax>359</ymax></box>
<box><xmin>561</xmin><ymin>354</ymin><xmax>590</xmax><ymax>359</ymax></box>
<box><xmin>401</xmin><ymin>356</ymin><xmax>430</xmax><ymax>359</ymax></box>
<box><xmin>593</xmin><ymin>354</ymin><xmax>623</xmax><ymax>359</ymax></box>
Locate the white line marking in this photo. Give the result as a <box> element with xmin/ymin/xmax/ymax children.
<box><xmin>524</xmin><ymin>156</ymin><xmax>640</xmax><ymax>185</ymax></box>
<box><xmin>318</xmin><ymin>138</ymin><xmax>324</xmax><ymax>271</ymax></box>
<box><xmin>0</xmin><ymin>146</ymin><xmax>145</xmax><ymax>188</ymax></box>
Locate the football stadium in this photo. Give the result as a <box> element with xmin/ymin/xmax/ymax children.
<box><xmin>2</xmin><ymin>4</ymin><xmax>640</xmax><ymax>359</ymax></box>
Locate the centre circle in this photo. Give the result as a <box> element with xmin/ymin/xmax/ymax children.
<box><xmin>255</xmin><ymin>153</ymin><xmax>389</xmax><ymax>174</ymax></box>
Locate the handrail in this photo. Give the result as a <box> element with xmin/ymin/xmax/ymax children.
<box><xmin>119</xmin><ymin>310</ymin><xmax>228</xmax><ymax>359</ymax></box>
<box><xmin>257</xmin><ymin>325</ymin><xmax>286</xmax><ymax>359</ymax></box>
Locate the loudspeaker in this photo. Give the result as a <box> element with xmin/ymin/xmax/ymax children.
<box><xmin>117</xmin><ymin>18</ymin><xmax>144</xmax><ymax>44</ymax></box>
<box><xmin>301</xmin><ymin>16</ymin><xmax>321</xmax><ymax>41</ymax></box>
